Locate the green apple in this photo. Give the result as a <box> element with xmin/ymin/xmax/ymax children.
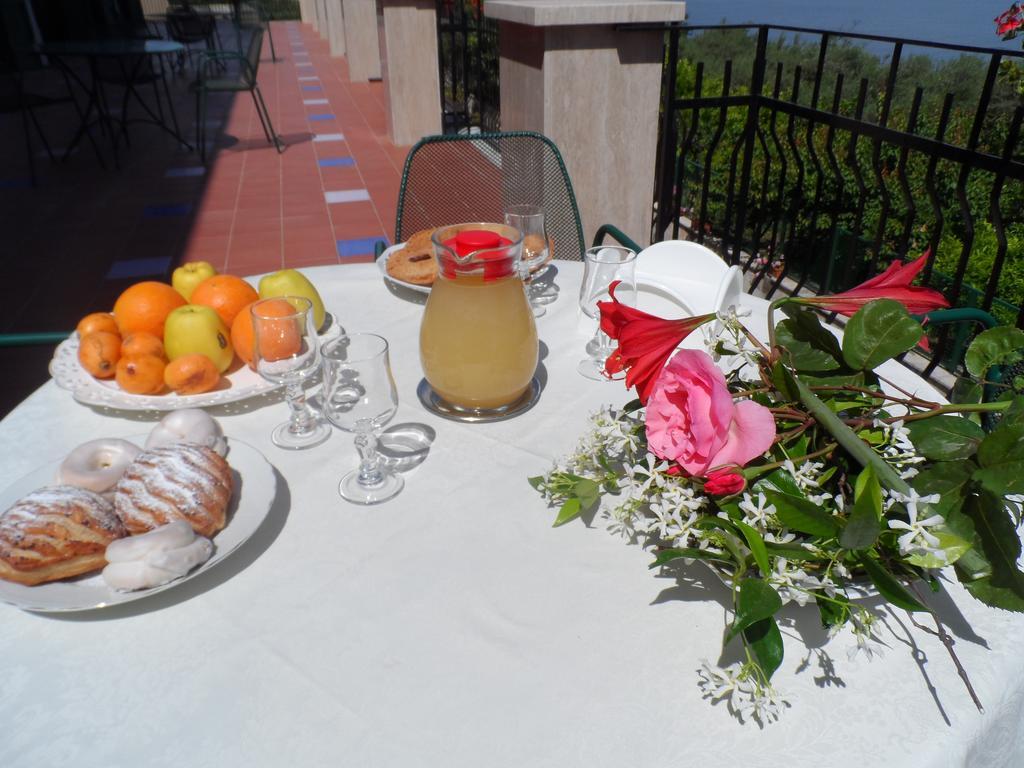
<box><xmin>172</xmin><ymin>261</ymin><xmax>217</xmax><ymax>301</ymax></box>
<box><xmin>163</xmin><ymin>304</ymin><xmax>234</xmax><ymax>373</ymax></box>
<box><xmin>258</xmin><ymin>269</ymin><xmax>326</xmax><ymax>331</ymax></box>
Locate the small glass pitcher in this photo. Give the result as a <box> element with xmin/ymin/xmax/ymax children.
<box><xmin>419</xmin><ymin>222</ymin><xmax>538</xmax><ymax>415</ymax></box>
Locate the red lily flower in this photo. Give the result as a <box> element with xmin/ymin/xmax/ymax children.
<box><xmin>597</xmin><ymin>281</ymin><xmax>715</xmax><ymax>404</ymax></box>
<box><xmin>996</xmin><ymin>4</ymin><xmax>1024</xmax><ymax>37</ymax></box>
<box><xmin>795</xmin><ymin>251</ymin><xmax>949</xmax><ymax>317</ymax></box>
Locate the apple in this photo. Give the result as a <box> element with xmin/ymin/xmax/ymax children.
<box><xmin>172</xmin><ymin>261</ymin><xmax>217</xmax><ymax>301</ymax></box>
<box><xmin>258</xmin><ymin>269</ymin><xmax>326</xmax><ymax>331</ymax></box>
<box><xmin>163</xmin><ymin>305</ymin><xmax>234</xmax><ymax>373</ymax></box>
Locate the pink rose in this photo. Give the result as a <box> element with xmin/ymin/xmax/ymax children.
<box><xmin>645</xmin><ymin>349</ymin><xmax>776</xmax><ymax>477</ymax></box>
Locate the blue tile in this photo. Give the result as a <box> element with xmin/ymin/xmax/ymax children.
<box><xmin>337</xmin><ymin>237</ymin><xmax>389</xmax><ymax>258</ymax></box>
<box><xmin>165</xmin><ymin>167</ymin><xmax>206</xmax><ymax>178</ymax></box>
<box><xmin>308</xmin><ymin>113</ymin><xmax>335</xmax><ymax>122</ymax></box>
<box><xmin>302</xmin><ymin>85</ymin><xmax>322</xmax><ymax>91</ymax></box>
<box><xmin>105</xmin><ymin>257</ymin><xmax>172</xmax><ymax>280</ymax></box>
<box><xmin>143</xmin><ymin>203</ymin><xmax>193</xmax><ymax>218</ymax></box>
<box><xmin>0</xmin><ymin>178</ymin><xmax>31</xmax><ymax>189</ymax></box>
<box><xmin>318</xmin><ymin>157</ymin><xmax>355</xmax><ymax>168</ymax></box>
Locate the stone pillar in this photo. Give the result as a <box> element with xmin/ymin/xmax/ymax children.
<box><xmin>299</xmin><ymin>0</ymin><xmax>315</xmax><ymax>25</ymax></box>
<box><xmin>341</xmin><ymin>0</ymin><xmax>383</xmax><ymax>81</ymax></box>
<box><xmin>381</xmin><ymin>0</ymin><xmax>441</xmax><ymax>145</ymax></box>
<box><xmin>326</xmin><ymin>0</ymin><xmax>346</xmax><ymax>56</ymax></box>
<box><xmin>486</xmin><ymin>0</ymin><xmax>685</xmax><ymax>247</ymax></box>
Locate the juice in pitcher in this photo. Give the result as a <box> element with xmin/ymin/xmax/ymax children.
<box><xmin>419</xmin><ymin>224</ymin><xmax>539</xmax><ymax>413</ymax></box>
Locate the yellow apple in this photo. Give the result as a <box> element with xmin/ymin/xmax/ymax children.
<box><xmin>172</xmin><ymin>261</ymin><xmax>217</xmax><ymax>301</ymax></box>
<box><xmin>163</xmin><ymin>305</ymin><xmax>234</xmax><ymax>373</ymax></box>
<box><xmin>258</xmin><ymin>269</ymin><xmax>326</xmax><ymax>331</ymax></box>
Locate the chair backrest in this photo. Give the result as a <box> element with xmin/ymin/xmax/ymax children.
<box><xmin>396</xmin><ymin>131</ymin><xmax>586</xmax><ymax>261</ymax></box>
<box><xmin>166</xmin><ymin>8</ymin><xmax>213</xmax><ymax>41</ymax></box>
<box><xmin>244</xmin><ymin>25</ymin><xmax>264</xmax><ymax>82</ymax></box>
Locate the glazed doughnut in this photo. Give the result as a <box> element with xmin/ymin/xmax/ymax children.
<box><xmin>102</xmin><ymin>520</ymin><xmax>214</xmax><ymax>591</ymax></box>
<box><xmin>146</xmin><ymin>408</ymin><xmax>227</xmax><ymax>457</ymax></box>
<box><xmin>58</xmin><ymin>439</ymin><xmax>143</xmax><ymax>497</ymax></box>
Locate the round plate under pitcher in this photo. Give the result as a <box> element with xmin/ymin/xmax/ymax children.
<box><xmin>416</xmin><ymin>377</ymin><xmax>541</xmax><ymax>423</ymax></box>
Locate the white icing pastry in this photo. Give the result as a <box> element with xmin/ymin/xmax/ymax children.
<box><xmin>57</xmin><ymin>439</ymin><xmax>143</xmax><ymax>496</ymax></box>
<box><xmin>102</xmin><ymin>520</ymin><xmax>214</xmax><ymax>591</ymax></box>
<box><xmin>104</xmin><ymin>520</ymin><xmax>195</xmax><ymax>563</ymax></box>
<box><xmin>146</xmin><ymin>408</ymin><xmax>227</xmax><ymax>457</ymax></box>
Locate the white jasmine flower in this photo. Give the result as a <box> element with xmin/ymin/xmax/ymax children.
<box><xmin>767</xmin><ymin>558</ymin><xmax>814</xmax><ymax>606</ymax></box>
<box><xmin>697</xmin><ymin>660</ymin><xmax>788</xmax><ymax>725</ymax></box>
<box><xmin>621</xmin><ymin>453</ymin><xmax>669</xmax><ymax>499</ymax></box>
<box><xmin>887</xmin><ymin>489</ymin><xmax>945</xmax><ymax>560</ymax></box>
<box><xmin>783</xmin><ymin>459</ymin><xmax>824</xmax><ymax>492</ymax></box>
<box><xmin>846</xmin><ymin>609</ymin><xmax>887</xmax><ymax>661</ymax></box>
<box><xmin>738</xmin><ymin>491</ymin><xmax>776</xmax><ymax>530</ymax></box>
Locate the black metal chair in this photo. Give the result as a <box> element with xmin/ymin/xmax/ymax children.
<box><xmin>194</xmin><ymin>25</ymin><xmax>281</xmax><ymax>162</ymax></box>
<box><xmin>379</xmin><ymin>131</ymin><xmax>641</xmax><ymax>260</ymax></box>
<box><xmin>165</xmin><ymin>6</ymin><xmax>219</xmax><ymax>71</ymax></box>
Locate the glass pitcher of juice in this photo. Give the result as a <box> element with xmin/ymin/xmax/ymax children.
<box><xmin>419</xmin><ymin>222</ymin><xmax>539</xmax><ymax>415</ymax></box>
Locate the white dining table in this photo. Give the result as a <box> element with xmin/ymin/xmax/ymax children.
<box><xmin>1</xmin><ymin>261</ymin><xmax>1021</xmax><ymax>767</ymax></box>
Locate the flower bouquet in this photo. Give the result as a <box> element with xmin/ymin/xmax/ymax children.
<box><xmin>530</xmin><ymin>253</ymin><xmax>1024</xmax><ymax>724</ymax></box>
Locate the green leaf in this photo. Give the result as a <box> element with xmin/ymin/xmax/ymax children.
<box><xmin>552</xmin><ymin>497</ymin><xmax>582</xmax><ymax>527</ymax></box>
<box><xmin>975</xmin><ymin>424</ymin><xmax>1024</xmax><ymax>496</ymax></box>
<box><xmin>965</xmin><ymin>326</ymin><xmax>1024</xmax><ymax>378</ymax></box>
<box><xmin>913</xmin><ymin>462</ymin><xmax>975</xmax><ymax>519</ymax></box>
<box><xmin>649</xmin><ymin>547</ymin><xmax>733</xmax><ymax>568</ymax></box>
<box><xmin>744</xmin><ymin>617</ymin><xmax>784</xmax><ymax>680</ymax></box>
<box><xmin>905</xmin><ymin>531</ymin><xmax>972</xmax><ymax>569</ymax></box>
<box><xmin>735</xmin><ymin>521</ymin><xmax>771</xmax><ymax>576</ymax></box>
<box><xmin>842</xmin><ymin>299</ymin><xmax>924</xmax><ymax>371</ymax></box>
<box><xmin>964</xmin><ymin>577</ymin><xmax>1024</xmax><ymax>611</ymax></box>
<box><xmin>763</xmin><ymin>541</ymin><xmax>824</xmax><ymax>562</ymax></box>
<box><xmin>780</xmin><ymin>302</ymin><xmax>844</xmax><ymax>358</ymax></box>
<box><xmin>573</xmin><ymin>478</ymin><xmax>601</xmax><ymax>510</ymax></box>
<box><xmin>726</xmin><ymin>578</ymin><xmax>783</xmax><ymax>642</ymax></box>
<box><xmin>764</xmin><ymin>489</ymin><xmax>841</xmax><ymax>538</ymax></box>
<box><xmin>959</xmin><ymin>490</ymin><xmax>1024</xmax><ymax>601</ymax></box>
<box><xmin>906</xmin><ymin>416</ymin><xmax>985</xmax><ymax>461</ymax></box>
<box><xmin>816</xmin><ymin>591</ymin><xmax>851</xmax><ymax>628</ymax></box>
<box><xmin>771</xmin><ymin>360</ymin><xmax>799</xmax><ymax>401</ymax></box>
<box><xmin>776</xmin><ymin>319</ymin><xmax>842</xmax><ymax>371</ymax></box>
<box><xmin>858</xmin><ymin>555</ymin><xmax>927</xmax><ymax>612</ymax></box>
<box><xmin>800</xmin><ymin>371</ymin><xmax>868</xmax><ymax>389</ymax></box>
<box><xmin>840</xmin><ymin>466</ymin><xmax>882</xmax><ymax>550</ymax></box>
<box><xmin>527</xmin><ymin>476</ymin><xmax>544</xmax><ymax>491</ymax></box>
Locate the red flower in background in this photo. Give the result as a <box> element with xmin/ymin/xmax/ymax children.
<box><xmin>598</xmin><ymin>281</ymin><xmax>716</xmax><ymax>405</ymax></box>
<box><xmin>996</xmin><ymin>3</ymin><xmax>1024</xmax><ymax>38</ymax></box>
<box><xmin>794</xmin><ymin>251</ymin><xmax>949</xmax><ymax>317</ymax></box>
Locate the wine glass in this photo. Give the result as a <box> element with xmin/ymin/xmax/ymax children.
<box><xmin>504</xmin><ymin>204</ymin><xmax>553</xmax><ymax>317</ymax></box>
<box><xmin>251</xmin><ymin>296</ymin><xmax>331</xmax><ymax>450</ymax></box>
<box><xmin>321</xmin><ymin>333</ymin><xmax>404</xmax><ymax>504</ymax></box>
<box><xmin>577</xmin><ymin>245</ymin><xmax>637</xmax><ymax>380</ymax></box>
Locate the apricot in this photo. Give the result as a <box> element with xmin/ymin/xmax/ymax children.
<box><xmin>115</xmin><ymin>354</ymin><xmax>167</xmax><ymax>395</ymax></box>
<box><xmin>76</xmin><ymin>312</ymin><xmax>119</xmax><ymax>338</ymax></box>
<box><xmin>121</xmin><ymin>332</ymin><xmax>165</xmax><ymax>360</ymax></box>
<box><xmin>78</xmin><ymin>331</ymin><xmax>122</xmax><ymax>379</ymax></box>
<box><xmin>164</xmin><ymin>353</ymin><xmax>221</xmax><ymax>395</ymax></box>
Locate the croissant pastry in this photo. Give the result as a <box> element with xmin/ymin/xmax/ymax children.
<box><xmin>0</xmin><ymin>485</ymin><xmax>128</xmax><ymax>586</ymax></box>
<box><xmin>113</xmin><ymin>443</ymin><xmax>232</xmax><ymax>538</ymax></box>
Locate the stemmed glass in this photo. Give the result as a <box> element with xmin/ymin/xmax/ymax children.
<box><xmin>577</xmin><ymin>245</ymin><xmax>637</xmax><ymax>380</ymax></box>
<box><xmin>321</xmin><ymin>333</ymin><xmax>404</xmax><ymax>504</ymax></box>
<box><xmin>251</xmin><ymin>296</ymin><xmax>331</xmax><ymax>449</ymax></box>
<box><xmin>504</xmin><ymin>204</ymin><xmax>553</xmax><ymax>317</ymax></box>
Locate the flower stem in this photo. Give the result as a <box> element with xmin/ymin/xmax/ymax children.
<box><xmin>745</xmin><ymin>442</ymin><xmax>838</xmax><ymax>479</ymax></box>
<box><xmin>766</xmin><ymin>298</ymin><xmax>792</xmax><ymax>353</ymax></box>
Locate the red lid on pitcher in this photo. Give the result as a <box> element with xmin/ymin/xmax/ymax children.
<box><xmin>441</xmin><ymin>229</ymin><xmax>515</xmax><ymax>280</ymax></box>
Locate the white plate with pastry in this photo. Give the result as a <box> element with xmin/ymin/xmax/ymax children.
<box><xmin>0</xmin><ymin>435</ymin><xmax>276</xmax><ymax>612</ymax></box>
<box><xmin>48</xmin><ymin>313</ymin><xmax>342</xmax><ymax>412</ymax></box>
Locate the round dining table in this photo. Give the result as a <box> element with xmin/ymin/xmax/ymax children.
<box><xmin>0</xmin><ymin>261</ymin><xmax>1021</xmax><ymax>767</ymax></box>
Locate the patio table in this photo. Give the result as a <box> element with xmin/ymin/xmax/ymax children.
<box><xmin>0</xmin><ymin>262</ymin><xmax>1021</xmax><ymax>767</ymax></box>
<box><xmin>34</xmin><ymin>39</ymin><xmax>191</xmax><ymax>167</ymax></box>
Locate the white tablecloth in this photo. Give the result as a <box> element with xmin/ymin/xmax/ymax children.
<box><xmin>1</xmin><ymin>263</ymin><xmax>1021</xmax><ymax>767</ymax></box>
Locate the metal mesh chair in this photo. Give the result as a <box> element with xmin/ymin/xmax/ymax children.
<box><xmin>383</xmin><ymin>131</ymin><xmax>588</xmax><ymax>260</ymax></box>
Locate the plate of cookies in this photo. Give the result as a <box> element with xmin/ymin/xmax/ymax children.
<box><xmin>377</xmin><ymin>229</ymin><xmax>437</xmax><ymax>293</ymax></box>
<box><xmin>0</xmin><ymin>410</ymin><xmax>276</xmax><ymax>612</ymax></box>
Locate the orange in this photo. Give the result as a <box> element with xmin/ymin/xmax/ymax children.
<box><xmin>230</xmin><ymin>300</ymin><xmax>258</xmax><ymax>369</ymax></box>
<box><xmin>191</xmin><ymin>274</ymin><xmax>259</xmax><ymax>328</ymax></box>
<box><xmin>164</xmin><ymin>353</ymin><xmax>221</xmax><ymax>395</ymax></box>
<box><xmin>78</xmin><ymin>331</ymin><xmax>122</xmax><ymax>379</ymax></box>
<box><xmin>113</xmin><ymin>281</ymin><xmax>187</xmax><ymax>338</ymax></box>
<box><xmin>250</xmin><ymin>298</ymin><xmax>302</xmax><ymax>363</ymax></box>
<box><xmin>76</xmin><ymin>312</ymin><xmax>119</xmax><ymax>338</ymax></box>
<box><xmin>121</xmin><ymin>332</ymin><xmax>165</xmax><ymax>360</ymax></box>
<box><xmin>115</xmin><ymin>354</ymin><xmax>167</xmax><ymax>395</ymax></box>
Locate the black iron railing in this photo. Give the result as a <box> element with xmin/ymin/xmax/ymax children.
<box><xmin>436</xmin><ymin>0</ymin><xmax>499</xmax><ymax>134</ymax></box>
<box><xmin>654</xmin><ymin>24</ymin><xmax>1024</xmax><ymax>375</ymax></box>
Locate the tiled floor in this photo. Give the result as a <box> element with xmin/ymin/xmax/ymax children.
<box><xmin>0</xmin><ymin>20</ymin><xmax>409</xmax><ymax>417</ymax></box>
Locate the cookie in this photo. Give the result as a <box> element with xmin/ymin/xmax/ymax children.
<box><xmin>387</xmin><ymin>239</ymin><xmax>437</xmax><ymax>286</ymax></box>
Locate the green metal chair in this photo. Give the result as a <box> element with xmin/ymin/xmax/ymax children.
<box><xmin>377</xmin><ymin>131</ymin><xmax>640</xmax><ymax>259</ymax></box>
<box><xmin>194</xmin><ymin>25</ymin><xmax>281</xmax><ymax>162</ymax></box>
